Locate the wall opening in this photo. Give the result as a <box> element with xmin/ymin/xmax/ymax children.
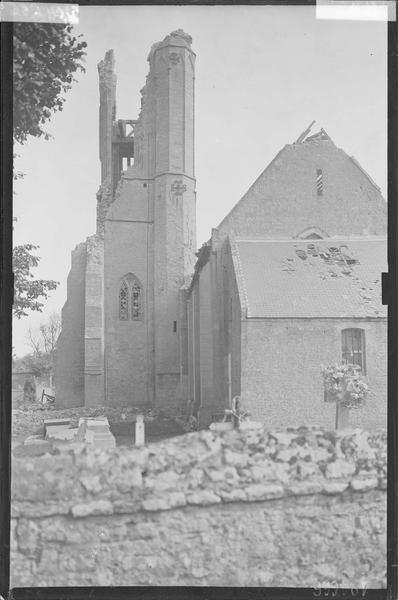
<box><xmin>316</xmin><ymin>168</ymin><xmax>323</xmax><ymax>196</ymax></box>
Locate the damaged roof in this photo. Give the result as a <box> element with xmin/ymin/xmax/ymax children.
<box><xmin>232</xmin><ymin>237</ymin><xmax>386</xmax><ymax>319</ymax></box>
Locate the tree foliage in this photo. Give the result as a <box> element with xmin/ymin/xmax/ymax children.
<box><xmin>13</xmin><ymin>23</ymin><xmax>87</xmax><ymax>144</ymax></box>
<box><xmin>23</xmin><ymin>313</ymin><xmax>61</xmax><ymax>379</ymax></box>
<box><xmin>13</xmin><ymin>24</ymin><xmax>86</xmax><ymax>316</ymax></box>
<box><xmin>13</xmin><ymin>244</ymin><xmax>58</xmax><ymax>319</ymax></box>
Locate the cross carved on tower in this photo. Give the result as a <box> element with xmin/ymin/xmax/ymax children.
<box><xmin>171</xmin><ymin>180</ymin><xmax>187</xmax><ymax>196</ymax></box>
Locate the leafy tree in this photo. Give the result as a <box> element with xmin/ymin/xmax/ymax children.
<box><xmin>12</xmin><ymin>24</ymin><xmax>86</xmax><ymax>316</ymax></box>
<box><xmin>13</xmin><ymin>23</ymin><xmax>87</xmax><ymax>144</ymax></box>
<box><xmin>23</xmin><ymin>313</ymin><xmax>61</xmax><ymax>380</ymax></box>
<box><xmin>13</xmin><ymin>244</ymin><xmax>58</xmax><ymax>319</ymax></box>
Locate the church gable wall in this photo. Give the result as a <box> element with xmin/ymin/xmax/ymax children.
<box><xmin>240</xmin><ymin>318</ymin><xmax>386</xmax><ymax>430</ymax></box>
<box><xmin>216</xmin><ymin>141</ymin><xmax>386</xmax><ymax>244</ymax></box>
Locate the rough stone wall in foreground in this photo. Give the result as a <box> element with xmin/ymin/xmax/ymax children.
<box><xmin>11</xmin><ymin>427</ymin><xmax>386</xmax><ymax>587</ymax></box>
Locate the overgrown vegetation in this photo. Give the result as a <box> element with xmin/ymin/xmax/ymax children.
<box><xmin>321</xmin><ymin>363</ymin><xmax>368</xmax><ymax>409</ymax></box>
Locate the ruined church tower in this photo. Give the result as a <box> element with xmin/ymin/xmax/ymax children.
<box><xmin>56</xmin><ymin>30</ymin><xmax>196</xmax><ymax>408</ymax></box>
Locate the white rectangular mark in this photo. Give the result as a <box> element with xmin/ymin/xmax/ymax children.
<box><xmin>317</xmin><ymin>1</ymin><xmax>396</xmax><ymax>22</ymax></box>
<box><xmin>0</xmin><ymin>2</ymin><xmax>79</xmax><ymax>24</ymax></box>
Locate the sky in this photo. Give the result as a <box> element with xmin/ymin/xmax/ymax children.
<box><xmin>12</xmin><ymin>4</ymin><xmax>387</xmax><ymax>357</ymax></box>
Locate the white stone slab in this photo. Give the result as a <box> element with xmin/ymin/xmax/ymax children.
<box><xmin>46</xmin><ymin>428</ymin><xmax>77</xmax><ymax>441</ymax></box>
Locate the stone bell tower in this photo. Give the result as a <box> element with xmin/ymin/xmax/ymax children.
<box><xmin>150</xmin><ymin>29</ymin><xmax>197</xmax><ymax>406</ymax></box>
<box><xmin>101</xmin><ymin>29</ymin><xmax>197</xmax><ymax>408</ymax></box>
<box><xmin>56</xmin><ymin>30</ymin><xmax>196</xmax><ymax>409</ymax></box>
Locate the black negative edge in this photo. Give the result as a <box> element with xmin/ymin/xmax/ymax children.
<box><xmin>387</xmin><ymin>15</ymin><xmax>398</xmax><ymax>600</ymax></box>
<box><xmin>0</xmin><ymin>20</ymin><xmax>13</xmax><ymax>600</ymax></box>
<box><xmin>3</xmin><ymin>2</ymin><xmax>396</xmax><ymax>600</ymax></box>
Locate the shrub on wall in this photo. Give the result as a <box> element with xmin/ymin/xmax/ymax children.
<box><xmin>321</xmin><ymin>363</ymin><xmax>368</xmax><ymax>410</ymax></box>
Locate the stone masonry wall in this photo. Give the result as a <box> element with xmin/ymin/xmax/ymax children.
<box><xmin>11</xmin><ymin>427</ymin><xmax>386</xmax><ymax>588</ymax></box>
<box><xmin>240</xmin><ymin>318</ymin><xmax>387</xmax><ymax>430</ymax></box>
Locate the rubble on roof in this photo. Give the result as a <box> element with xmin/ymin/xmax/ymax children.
<box><xmin>294</xmin><ymin>120</ymin><xmax>331</xmax><ymax>144</ymax></box>
<box><xmin>234</xmin><ymin>238</ymin><xmax>386</xmax><ymax>319</ymax></box>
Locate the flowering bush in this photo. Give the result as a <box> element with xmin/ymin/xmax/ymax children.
<box><xmin>321</xmin><ymin>363</ymin><xmax>368</xmax><ymax>409</ymax></box>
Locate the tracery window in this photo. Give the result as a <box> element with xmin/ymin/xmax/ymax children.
<box><xmin>119</xmin><ymin>275</ymin><xmax>143</xmax><ymax>321</ymax></box>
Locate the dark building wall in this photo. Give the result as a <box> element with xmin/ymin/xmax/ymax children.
<box><xmin>55</xmin><ymin>243</ymin><xmax>87</xmax><ymax>407</ymax></box>
<box><xmin>240</xmin><ymin>318</ymin><xmax>386</xmax><ymax>429</ymax></box>
<box><xmin>186</xmin><ymin>238</ymin><xmax>242</xmax><ymax>428</ymax></box>
<box><xmin>196</xmin><ymin>262</ymin><xmax>216</xmax><ymax>427</ymax></box>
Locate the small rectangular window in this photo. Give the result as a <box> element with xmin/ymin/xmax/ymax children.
<box><xmin>342</xmin><ymin>328</ymin><xmax>366</xmax><ymax>374</ymax></box>
<box><xmin>316</xmin><ymin>168</ymin><xmax>323</xmax><ymax>196</ymax></box>
<box><xmin>173</xmin><ymin>321</ymin><xmax>177</xmax><ymax>332</ymax></box>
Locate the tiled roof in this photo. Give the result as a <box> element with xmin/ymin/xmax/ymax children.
<box><xmin>233</xmin><ymin>237</ymin><xmax>386</xmax><ymax>318</ymax></box>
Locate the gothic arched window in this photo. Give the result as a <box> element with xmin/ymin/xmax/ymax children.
<box><xmin>119</xmin><ymin>275</ymin><xmax>143</xmax><ymax>321</ymax></box>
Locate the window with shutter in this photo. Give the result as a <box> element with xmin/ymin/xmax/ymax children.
<box><xmin>342</xmin><ymin>328</ymin><xmax>366</xmax><ymax>374</ymax></box>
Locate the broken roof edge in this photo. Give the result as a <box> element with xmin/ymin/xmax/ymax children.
<box><xmin>185</xmin><ymin>241</ymin><xmax>212</xmax><ymax>296</ymax></box>
<box><xmin>349</xmin><ymin>155</ymin><xmax>382</xmax><ymax>194</ymax></box>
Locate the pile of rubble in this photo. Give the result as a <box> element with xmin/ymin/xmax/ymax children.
<box><xmin>12</xmin><ymin>402</ymin><xmax>159</xmax><ymax>440</ymax></box>
<box><xmin>14</xmin><ymin>416</ymin><xmax>116</xmax><ymax>457</ymax></box>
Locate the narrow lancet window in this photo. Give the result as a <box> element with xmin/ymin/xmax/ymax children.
<box><xmin>131</xmin><ymin>280</ymin><xmax>142</xmax><ymax>320</ymax></box>
<box><xmin>316</xmin><ymin>169</ymin><xmax>323</xmax><ymax>196</ymax></box>
<box><xmin>119</xmin><ymin>281</ymin><xmax>129</xmax><ymax>320</ymax></box>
